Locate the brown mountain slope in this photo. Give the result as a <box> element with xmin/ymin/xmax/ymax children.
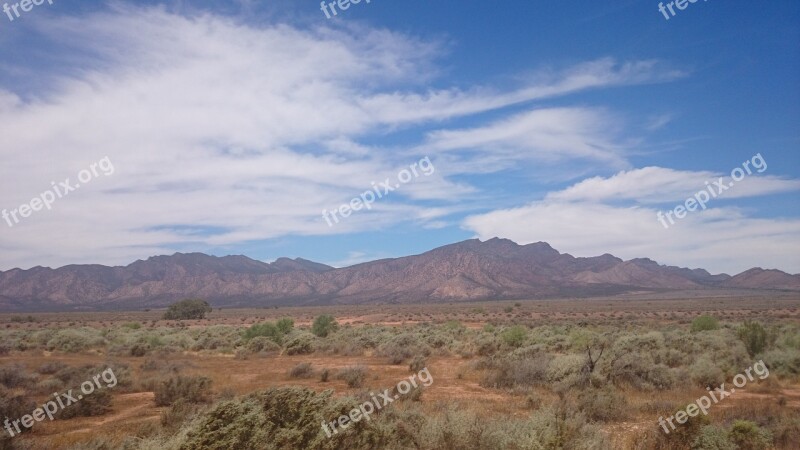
<box><xmin>722</xmin><ymin>268</ymin><xmax>800</xmax><ymax>290</ymax></box>
<box><xmin>0</xmin><ymin>238</ymin><xmax>796</xmax><ymax>311</ymax></box>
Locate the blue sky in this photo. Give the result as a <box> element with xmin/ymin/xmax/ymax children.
<box><xmin>0</xmin><ymin>0</ymin><xmax>798</xmax><ymax>273</ymax></box>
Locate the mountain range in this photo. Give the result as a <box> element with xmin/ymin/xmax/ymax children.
<box><xmin>1</xmin><ymin>238</ymin><xmax>798</xmax><ymax>311</ymax></box>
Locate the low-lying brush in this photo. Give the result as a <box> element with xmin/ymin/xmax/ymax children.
<box><xmin>154</xmin><ymin>375</ymin><xmax>213</xmax><ymax>407</ymax></box>
<box><xmin>288</xmin><ymin>362</ymin><xmax>314</xmax><ymax>379</ymax></box>
<box><xmin>336</xmin><ymin>365</ymin><xmax>367</xmax><ymax>388</ymax></box>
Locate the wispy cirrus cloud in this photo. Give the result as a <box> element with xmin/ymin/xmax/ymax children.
<box><xmin>546</xmin><ymin>166</ymin><xmax>800</xmax><ymax>204</ymax></box>
<box><xmin>0</xmin><ymin>4</ymin><xmax>683</xmax><ymax>270</ymax></box>
<box><xmin>358</xmin><ymin>58</ymin><xmax>684</xmax><ymax>124</ymax></box>
<box><xmin>420</xmin><ymin>107</ymin><xmax>632</xmax><ymax>173</ymax></box>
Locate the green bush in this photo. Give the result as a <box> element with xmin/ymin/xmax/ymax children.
<box><xmin>243</xmin><ymin>322</ymin><xmax>283</xmax><ymax>344</ymax></box>
<box><xmin>179</xmin><ymin>387</ymin><xmax>383</xmax><ymax>450</ymax></box>
<box><xmin>517</xmin><ymin>405</ymin><xmax>609</xmax><ymax>449</ymax></box>
<box><xmin>689</xmin><ymin>360</ymin><xmax>725</xmax><ymax>388</ymax></box>
<box><xmin>738</xmin><ymin>321</ymin><xmax>769</xmax><ymax>357</ymax></box>
<box><xmin>660</xmin><ymin>407</ymin><xmax>711</xmax><ymax>449</ymax></box>
<box><xmin>154</xmin><ymin>376</ymin><xmax>213</xmax><ymax>407</ymax></box>
<box><xmin>311</xmin><ymin>315</ymin><xmax>339</xmax><ymax>338</ymax></box>
<box><xmin>546</xmin><ymin>354</ymin><xmax>585</xmax><ymax>382</ymax></box>
<box><xmin>246</xmin><ymin>336</ymin><xmax>281</xmax><ymax>354</ymax></box>
<box><xmin>604</xmin><ymin>336</ymin><xmax>676</xmax><ymax>389</ymax></box>
<box><xmin>691</xmin><ymin>315</ymin><xmax>720</xmax><ymax>332</ymax></box>
<box><xmin>728</xmin><ymin>420</ymin><xmax>772</xmax><ymax>450</ymax></box>
<box><xmin>576</xmin><ymin>386</ymin><xmax>628</xmax><ymax>422</ymax></box>
<box><xmin>284</xmin><ymin>333</ymin><xmax>314</xmax><ymax>355</ymax></box>
<box><xmin>500</xmin><ymin>325</ymin><xmax>527</xmax><ymax>348</ymax></box>
<box><xmin>45</xmin><ymin>328</ymin><xmax>105</xmax><ymax>352</ymax></box>
<box><xmin>692</xmin><ymin>425</ymin><xmax>735</xmax><ymax>450</ymax></box>
<box><xmin>760</xmin><ymin>348</ymin><xmax>800</xmax><ymax>377</ymax></box>
<box><xmin>163</xmin><ymin>299</ymin><xmax>212</xmax><ymax>320</ymax></box>
<box><xmin>377</xmin><ymin>333</ymin><xmax>431</xmax><ymax>365</ymax></box>
<box><xmin>190</xmin><ymin>325</ymin><xmax>242</xmax><ymax>352</ymax></box>
<box><xmin>276</xmin><ymin>318</ymin><xmax>294</xmax><ymax>334</ymax></box>
<box><xmin>443</xmin><ymin>320</ymin><xmax>465</xmax><ymax>333</ymax></box>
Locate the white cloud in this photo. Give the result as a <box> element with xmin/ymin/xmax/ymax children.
<box><xmin>0</xmin><ymin>5</ymin><xmax>684</xmax><ymax>270</ymax></box>
<box><xmin>546</xmin><ymin>166</ymin><xmax>800</xmax><ymax>204</ymax></box>
<box><xmin>358</xmin><ymin>58</ymin><xmax>684</xmax><ymax>124</ymax></box>
<box><xmin>464</xmin><ymin>165</ymin><xmax>800</xmax><ymax>274</ymax></box>
<box><xmin>421</xmin><ymin>107</ymin><xmax>631</xmax><ymax>172</ymax></box>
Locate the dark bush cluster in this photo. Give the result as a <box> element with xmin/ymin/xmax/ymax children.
<box><xmin>154</xmin><ymin>375</ymin><xmax>213</xmax><ymax>407</ymax></box>
<box><xmin>311</xmin><ymin>315</ymin><xmax>339</xmax><ymax>338</ymax></box>
<box><xmin>57</xmin><ymin>389</ymin><xmax>113</xmax><ymax>419</ymax></box>
<box><xmin>163</xmin><ymin>299</ymin><xmax>213</xmax><ymax>320</ymax></box>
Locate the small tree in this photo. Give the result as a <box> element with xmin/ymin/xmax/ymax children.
<box><xmin>737</xmin><ymin>321</ymin><xmax>770</xmax><ymax>357</ymax></box>
<box><xmin>276</xmin><ymin>318</ymin><xmax>294</xmax><ymax>334</ymax></box>
<box><xmin>311</xmin><ymin>315</ymin><xmax>338</xmax><ymax>337</ymax></box>
<box><xmin>691</xmin><ymin>315</ymin><xmax>719</xmax><ymax>332</ymax></box>
<box><xmin>163</xmin><ymin>299</ymin><xmax>212</xmax><ymax>320</ymax></box>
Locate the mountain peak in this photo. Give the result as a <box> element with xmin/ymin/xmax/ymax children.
<box><xmin>483</xmin><ymin>237</ymin><xmax>518</xmax><ymax>245</ymax></box>
<box><xmin>0</xmin><ymin>239</ymin><xmax>796</xmax><ymax>312</ymax></box>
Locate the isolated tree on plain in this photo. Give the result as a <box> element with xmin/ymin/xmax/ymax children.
<box><xmin>570</xmin><ymin>329</ymin><xmax>607</xmax><ymax>386</ymax></box>
<box><xmin>311</xmin><ymin>314</ymin><xmax>338</xmax><ymax>337</ymax></box>
<box><xmin>163</xmin><ymin>299</ymin><xmax>213</xmax><ymax>320</ymax></box>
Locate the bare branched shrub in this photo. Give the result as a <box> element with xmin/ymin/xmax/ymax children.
<box><xmin>288</xmin><ymin>362</ymin><xmax>314</xmax><ymax>379</ymax></box>
<box><xmin>336</xmin><ymin>366</ymin><xmax>368</xmax><ymax>388</ymax></box>
<box><xmin>480</xmin><ymin>355</ymin><xmax>551</xmax><ymax>388</ymax></box>
<box><xmin>409</xmin><ymin>355</ymin><xmax>427</xmax><ymax>373</ymax></box>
